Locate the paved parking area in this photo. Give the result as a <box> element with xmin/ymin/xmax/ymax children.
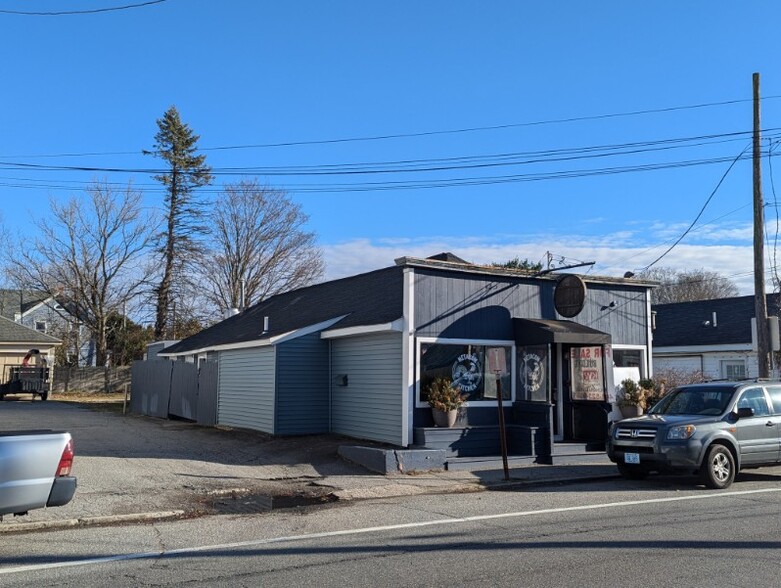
<box><xmin>1</xmin><ymin>399</ymin><xmax>374</xmax><ymax>525</ymax></box>
<box><xmin>1</xmin><ymin>399</ymin><xmax>618</xmax><ymax>530</ymax></box>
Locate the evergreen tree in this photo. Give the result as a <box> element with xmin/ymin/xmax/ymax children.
<box><xmin>149</xmin><ymin>106</ymin><xmax>212</xmax><ymax>339</ymax></box>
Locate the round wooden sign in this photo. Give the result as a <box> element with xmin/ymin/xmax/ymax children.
<box><xmin>554</xmin><ymin>275</ymin><xmax>587</xmax><ymax>318</ymax></box>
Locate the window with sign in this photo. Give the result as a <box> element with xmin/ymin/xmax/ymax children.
<box><xmin>570</xmin><ymin>345</ymin><xmax>606</xmax><ymax>401</ymax></box>
<box><xmin>418</xmin><ymin>341</ymin><xmax>512</xmax><ymax>404</ymax></box>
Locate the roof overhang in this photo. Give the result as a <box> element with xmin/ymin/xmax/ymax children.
<box><xmin>321</xmin><ymin>318</ymin><xmax>404</xmax><ymax>339</ymax></box>
<box><xmin>159</xmin><ymin>315</ymin><xmax>349</xmax><ymax>357</ymax></box>
<box><xmin>654</xmin><ymin>343</ymin><xmax>753</xmax><ymax>354</ymax></box>
<box><xmin>513</xmin><ymin>317</ymin><xmax>611</xmax><ymax>346</ymax></box>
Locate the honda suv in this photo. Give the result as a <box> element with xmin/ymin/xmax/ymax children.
<box><xmin>606</xmin><ymin>380</ymin><xmax>781</xmax><ymax>489</ymax></box>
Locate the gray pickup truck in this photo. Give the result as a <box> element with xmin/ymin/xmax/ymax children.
<box><xmin>0</xmin><ymin>430</ymin><xmax>77</xmax><ymax>518</ymax></box>
<box><xmin>607</xmin><ymin>380</ymin><xmax>781</xmax><ymax>489</ymax></box>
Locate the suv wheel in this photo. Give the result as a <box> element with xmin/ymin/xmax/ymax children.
<box><xmin>617</xmin><ymin>463</ymin><xmax>648</xmax><ymax>480</ymax></box>
<box><xmin>700</xmin><ymin>445</ymin><xmax>735</xmax><ymax>489</ymax></box>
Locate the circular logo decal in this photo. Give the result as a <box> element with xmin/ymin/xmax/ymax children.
<box><xmin>452</xmin><ymin>353</ymin><xmax>482</xmax><ymax>393</ymax></box>
<box><xmin>521</xmin><ymin>352</ymin><xmax>544</xmax><ymax>393</ymax></box>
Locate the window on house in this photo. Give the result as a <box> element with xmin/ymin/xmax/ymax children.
<box><xmin>721</xmin><ymin>360</ymin><xmax>746</xmax><ymax>380</ymax></box>
<box><xmin>613</xmin><ymin>349</ymin><xmax>643</xmax><ymax>369</ymax></box>
<box><xmin>35</xmin><ymin>321</ymin><xmax>47</xmax><ymax>333</ymax></box>
<box><xmin>419</xmin><ymin>341</ymin><xmax>512</xmax><ymax>404</ymax></box>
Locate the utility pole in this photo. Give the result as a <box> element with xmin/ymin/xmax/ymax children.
<box><xmin>753</xmin><ymin>72</ymin><xmax>771</xmax><ymax>378</ymax></box>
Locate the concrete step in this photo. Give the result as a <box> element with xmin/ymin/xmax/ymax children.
<box><xmin>553</xmin><ymin>441</ymin><xmax>606</xmax><ymax>455</ymax></box>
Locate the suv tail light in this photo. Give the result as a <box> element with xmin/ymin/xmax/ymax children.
<box><xmin>56</xmin><ymin>439</ymin><xmax>74</xmax><ymax>477</ymax></box>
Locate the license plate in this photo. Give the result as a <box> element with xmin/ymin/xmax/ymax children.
<box><xmin>624</xmin><ymin>452</ymin><xmax>640</xmax><ymax>464</ymax></box>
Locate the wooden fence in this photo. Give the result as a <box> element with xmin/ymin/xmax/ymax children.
<box><xmin>130</xmin><ymin>360</ymin><xmax>218</xmax><ymax>425</ymax></box>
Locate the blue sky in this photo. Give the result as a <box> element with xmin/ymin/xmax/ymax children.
<box><xmin>2</xmin><ymin>1</ymin><xmax>781</xmax><ymax>294</ymax></box>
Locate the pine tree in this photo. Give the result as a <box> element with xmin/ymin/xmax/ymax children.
<box><xmin>150</xmin><ymin>106</ymin><xmax>212</xmax><ymax>339</ymax></box>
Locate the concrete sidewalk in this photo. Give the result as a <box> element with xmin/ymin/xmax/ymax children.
<box><xmin>0</xmin><ymin>400</ymin><xmax>618</xmax><ymax>533</ymax></box>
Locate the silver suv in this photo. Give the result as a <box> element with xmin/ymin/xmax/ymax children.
<box><xmin>606</xmin><ymin>380</ymin><xmax>781</xmax><ymax>489</ymax></box>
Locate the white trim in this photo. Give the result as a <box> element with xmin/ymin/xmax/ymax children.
<box><xmin>401</xmin><ymin>268</ymin><xmax>415</xmax><ymax>447</ymax></box>
<box><xmin>645</xmin><ymin>289</ymin><xmax>654</xmax><ymax>377</ymax></box>
<box><xmin>18</xmin><ymin>297</ymin><xmax>55</xmax><ymax>318</ymax></box>
<box><xmin>415</xmin><ymin>336</ymin><xmax>516</xmax><ymax>408</ymax></box>
<box><xmin>160</xmin><ymin>315</ymin><xmax>348</xmax><ymax>357</ymax></box>
<box><xmin>654</xmin><ymin>344</ymin><xmax>754</xmax><ymax>354</ymax></box>
<box><xmin>320</xmin><ymin>319</ymin><xmax>403</xmax><ymax>340</ymax></box>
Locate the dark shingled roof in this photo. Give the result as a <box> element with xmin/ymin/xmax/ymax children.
<box><xmin>0</xmin><ymin>290</ymin><xmax>49</xmax><ymax>320</ymax></box>
<box><xmin>652</xmin><ymin>294</ymin><xmax>781</xmax><ymax>347</ymax></box>
<box><xmin>161</xmin><ymin>265</ymin><xmax>405</xmax><ymax>355</ymax></box>
<box><xmin>0</xmin><ymin>315</ymin><xmax>61</xmax><ymax>345</ymax></box>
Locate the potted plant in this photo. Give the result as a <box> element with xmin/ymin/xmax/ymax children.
<box><xmin>425</xmin><ymin>377</ymin><xmax>467</xmax><ymax>427</ymax></box>
<box><xmin>618</xmin><ymin>378</ymin><xmax>647</xmax><ymax>418</ymax></box>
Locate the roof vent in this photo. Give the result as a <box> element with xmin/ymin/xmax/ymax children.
<box><xmin>263</xmin><ymin>316</ymin><xmax>270</xmax><ymax>333</ymax></box>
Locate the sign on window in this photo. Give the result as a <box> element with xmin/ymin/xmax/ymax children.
<box><xmin>571</xmin><ymin>346</ymin><xmax>605</xmax><ymax>401</ymax></box>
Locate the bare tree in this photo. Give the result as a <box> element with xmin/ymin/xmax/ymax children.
<box><xmin>641</xmin><ymin>267</ymin><xmax>739</xmax><ymax>304</ymax></box>
<box><xmin>203</xmin><ymin>181</ymin><xmax>324</xmax><ymax>314</ymax></box>
<box><xmin>5</xmin><ymin>183</ymin><xmax>155</xmax><ymax>366</ymax></box>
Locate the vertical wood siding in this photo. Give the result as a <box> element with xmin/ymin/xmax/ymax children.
<box><xmin>169</xmin><ymin>361</ymin><xmax>198</xmax><ymax>421</ymax></box>
<box><xmin>414</xmin><ymin>270</ymin><xmax>649</xmax><ymax>346</ymax></box>
<box><xmin>129</xmin><ymin>360</ymin><xmax>171</xmax><ymax>418</ymax></box>
<box><xmin>331</xmin><ymin>332</ymin><xmax>403</xmax><ymax>445</ymax></box>
<box><xmin>217</xmin><ymin>346</ymin><xmax>276</xmax><ymax>433</ymax></box>
<box><xmin>196</xmin><ymin>360</ymin><xmax>218</xmax><ymax>426</ymax></box>
<box><xmin>275</xmin><ymin>333</ymin><xmax>330</xmax><ymax>435</ymax></box>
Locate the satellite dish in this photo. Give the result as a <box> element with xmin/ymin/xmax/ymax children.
<box><xmin>554</xmin><ymin>275</ymin><xmax>587</xmax><ymax>318</ymax></box>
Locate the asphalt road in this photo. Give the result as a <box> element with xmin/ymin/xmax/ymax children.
<box><xmin>2</xmin><ymin>471</ymin><xmax>781</xmax><ymax>587</ymax></box>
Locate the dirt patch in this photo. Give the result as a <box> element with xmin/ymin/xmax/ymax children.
<box><xmin>193</xmin><ymin>482</ymin><xmax>340</xmax><ymax>516</ymax></box>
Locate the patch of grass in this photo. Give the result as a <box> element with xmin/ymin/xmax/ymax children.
<box><xmin>55</xmin><ymin>393</ymin><xmax>128</xmax><ymax>414</ymax></box>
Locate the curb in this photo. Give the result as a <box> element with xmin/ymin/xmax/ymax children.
<box><xmin>0</xmin><ymin>510</ymin><xmax>185</xmax><ymax>534</ymax></box>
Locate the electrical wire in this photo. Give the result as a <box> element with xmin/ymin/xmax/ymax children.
<box><xmin>0</xmin><ymin>0</ymin><xmax>170</xmax><ymax>16</ymax></box>
<box><xmin>638</xmin><ymin>145</ymin><xmax>752</xmax><ymax>272</ymax></box>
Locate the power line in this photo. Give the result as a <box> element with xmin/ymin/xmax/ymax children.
<box><xmin>4</xmin><ymin>97</ymin><xmax>781</xmax><ymax>159</ymax></box>
<box><xmin>0</xmin><ymin>0</ymin><xmax>170</xmax><ymax>16</ymax></box>
<box><xmin>639</xmin><ymin>145</ymin><xmax>751</xmax><ymax>272</ymax></box>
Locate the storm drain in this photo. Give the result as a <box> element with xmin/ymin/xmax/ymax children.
<box><xmin>207</xmin><ymin>492</ymin><xmax>339</xmax><ymax>515</ymax></box>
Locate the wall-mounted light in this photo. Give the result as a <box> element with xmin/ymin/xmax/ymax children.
<box><xmin>336</xmin><ymin>374</ymin><xmax>348</xmax><ymax>387</ymax></box>
<box><xmin>600</xmin><ymin>301</ymin><xmax>617</xmax><ymax>311</ymax></box>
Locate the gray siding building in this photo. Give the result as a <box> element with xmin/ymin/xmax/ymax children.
<box><xmin>157</xmin><ymin>253</ymin><xmax>655</xmax><ymax>457</ymax></box>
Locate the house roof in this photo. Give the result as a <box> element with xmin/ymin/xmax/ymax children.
<box><xmin>160</xmin><ymin>265</ymin><xmax>406</xmax><ymax>355</ymax></box>
<box><xmin>652</xmin><ymin>294</ymin><xmax>781</xmax><ymax>348</ymax></box>
<box><xmin>0</xmin><ymin>314</ymin><xmax>61</xmax><ymax>345</ymax></box>
<box><xmin>162</xmin><ymin>252</ymin><xmax>657</xmax><ymax>356</ymax></box>
<box><xmin>0</xmin><ymin>289</ymin><xmax>49</xmax><ymax>320</ymax></box>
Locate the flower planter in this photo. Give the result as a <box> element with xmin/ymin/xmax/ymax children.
<box><xmin>432</xmin><ymin>408</ymin><xmax>458</xmax><ymax>428</ymax></box>
<box><xmin>619</xmin><ymin>404</ymin><xmax>643</xmax><ymax>419</ymax></box>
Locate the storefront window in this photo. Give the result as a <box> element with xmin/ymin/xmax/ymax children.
<box><xmin>517</xmin><ymin>345</ymin><xmax>548</xmax><ymax>402</ymax></box>
<box><xmin>419</xmin><ymin>342</ymin><xmax>511</xmax><ymax>403</ymax></box>
<box><xmin>570</xmin><ymin>346</ymin><xmax>606</xmax><ymax>401</ymax></box>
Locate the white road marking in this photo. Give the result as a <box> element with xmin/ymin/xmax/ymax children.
<box><xmin>3</xmin><ymin>486</ymin><xmax>780</xmax><ymax>576</ymax></box>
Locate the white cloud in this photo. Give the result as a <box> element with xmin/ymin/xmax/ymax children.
<box><xmin>322</xmin><ymin>236</ymin><xmax>774</xmax><ymax>295</ymax></box>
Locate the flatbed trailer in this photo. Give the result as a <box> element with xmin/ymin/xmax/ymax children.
<box><xmin>0</xmin><ymin>365</ymin><xmax>50</xmax><ymax>401</ymax></box>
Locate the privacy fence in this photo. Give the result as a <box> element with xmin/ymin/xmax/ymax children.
<box><xmin>53</xmin><ymin>366</ymin><xmax>132</xmax><ymax>394</ymax></box>
<box><xmin>129</xmin><ymin>360</ymin><xmax>218</xmax><ymax>426</ymax></box>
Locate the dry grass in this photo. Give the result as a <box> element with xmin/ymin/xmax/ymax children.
<box><xmin>54</xmin><ymin>392</ymin><xmax>128</xmax><ymax>414</ymax></box>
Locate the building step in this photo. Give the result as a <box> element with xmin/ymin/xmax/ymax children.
<box><xmin>552</xmin><ymin>441</ymin><xmax>605</xmax><ymax>455</ymax></box>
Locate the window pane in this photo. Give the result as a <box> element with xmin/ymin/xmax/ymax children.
<box><xmin>420</xmin><ymin>343</ymin><xmax>511</xmax><ymax>402</ymax></box>
<box><xmin>766</xmin><ymin>386</ymin><xmax>781</xmax><ymax>413</ymax></box>
<box><xmin>517</xmin><ymin>345</ymin><xmax>548</xmax><ymax>402</ymax></box>
<box><xmin>721</xmin><ymin>360</ymin><xmax>746</xmax><ymax>380</ymax></box>
<box><xmin>613</xmin><ymin>349</ymin><xmax>642</xmax><ymax>369</ymax></box>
